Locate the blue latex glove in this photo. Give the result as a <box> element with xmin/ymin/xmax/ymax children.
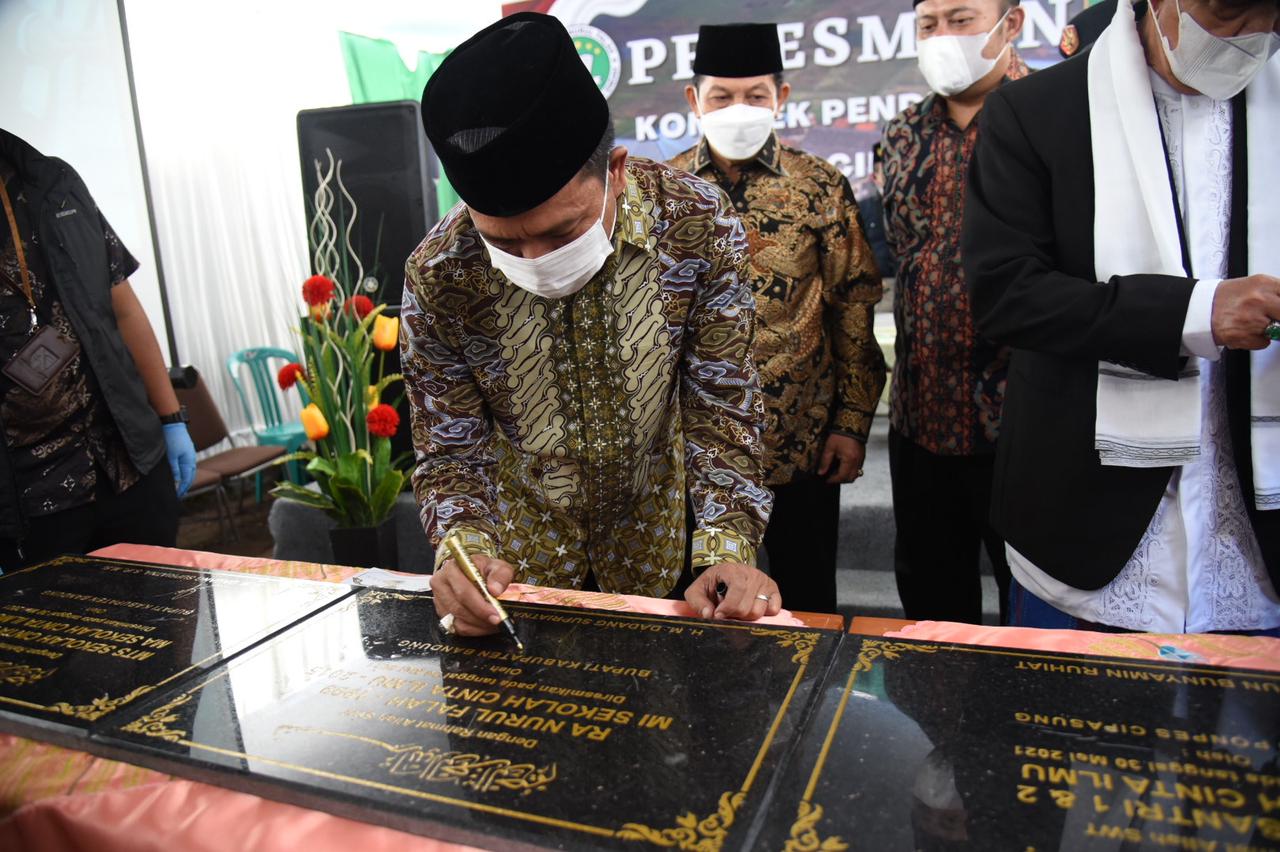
<box><xmin>163</xmin><ymin>422</ymin><xmax>198</xmax><ymax>498</ymax></box>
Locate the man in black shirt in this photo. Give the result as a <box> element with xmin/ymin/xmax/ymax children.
<box><xmin>0</xmin><ymin>130</ymin><xmax>195</xmax><ymax>569</ymax></box>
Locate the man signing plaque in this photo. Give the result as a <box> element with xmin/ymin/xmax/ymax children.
<box><xmin>401</xmin><ymin>13</ymin><xmax>781</xmax><ymax>636</ymax></box>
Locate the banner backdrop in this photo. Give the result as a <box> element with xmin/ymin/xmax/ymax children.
<box><xmin>502</xmin><ymin>0</ymin><xmax>1086</xmax><ymax>178</ymax></box>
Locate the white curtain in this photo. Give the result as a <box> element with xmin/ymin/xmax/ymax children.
<box><xmin>124</xmin><ymin>1</ymin><xmax>353</xmax><ymax>440</ymax></box>
<box><xmin>0</xmin><ymin>1</ymin><xmax>170</xmax><ymax>354</ymax></box>
<box><xmin>124</xmin><ymin>1</ymin><xmax>503</xmax><ymax>441</ymax></box>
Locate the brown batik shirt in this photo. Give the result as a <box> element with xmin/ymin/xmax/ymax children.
<box><xmin>0</xmin><ymin>166</ymin><xmax>141</xmax><ymax>518</ymax></box>
<box><xmin>670</xmin><ymin>134</ymin><xmax>886</xmax><ymax>486</ymax></box>
<box><xmin>402</xmin><ymin>157</ymin><xmax>771</xmax><ymax>598</ymax></box>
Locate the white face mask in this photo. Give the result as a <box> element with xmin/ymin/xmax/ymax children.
<box><xmin>916</xmin><ymin>9</ymin><xmax>1012</xmax><ymax>97</ymax></box>
<box><xmin>1152</xmin><ymin>0</ymin><xmax>1280</xmax><ymax>101</ymax></box>
<box><xmin>481</xmin><ymin>175</ymin><xmax>615</xmax><ymax>300</ymax></box>
<box><xmin>698</xmin><ymin>99</ymin><xmax>777</xmax><ymax>161</ymax></box>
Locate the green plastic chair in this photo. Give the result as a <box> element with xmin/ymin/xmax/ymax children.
<box><xmin>226</xmin><ymin>348</ymin><xmax>310</xmax><ymax>495</ymax></box>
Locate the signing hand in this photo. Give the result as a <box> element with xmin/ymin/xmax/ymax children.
<box><xmin>816</xmin><ymin>432</ymin><xmax>866</xmax><ymax>484</ymax></box>
<box><xmin>685</xmin><ymin>562</ymin><xmax>782</xmax><ymax>621</ymax></box>
<box><xmin>432</xmin><ymin>553</ymin><xmax>515</xmax><ymax>636</ymax></box>
<box><xmin>1212</xmin><ymin>274</ymin><xmax>1280</xmax><ymax>350</ymax></box>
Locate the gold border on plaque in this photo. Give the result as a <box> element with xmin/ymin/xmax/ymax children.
<box><xmin>780</xmin><ymin>637</ymin><xmax>1280</xmax><ymax>851</ymax></box>
<box><xmin>0</xmin><ymin>554</ymin><xmax>352</xmax><ymax>723</ymax></box>
<box><xmin>120</xmin><ymin>692</ymin><xmax>194</xmax><ymax>741</ymax></box>
<box><xmin>358</xmin><ymin>590</ymin><xmax>424</xmax><ymax>606</ymax></box>
<box><xmin>618</xmin><ymin>790</ymin><xmax>744</xmax><ymax>849</ymax></box>
<box><xmin>118</xmin><ymin>604</ymin><xmax>827</xmax><ymax>850</ymax></box>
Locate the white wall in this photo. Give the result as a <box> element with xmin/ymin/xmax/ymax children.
<box><xmin>0</xmin><ymin>0</ymin><xmax>170</xmax><ymax>353</ymax></box>
<box><xmin>2</xmin><ymin>0</ymin><xmax>503</xmax><ymax>439</ymax></box>
<box><xmin>122</xmin><ymin>0</ymin><xmax>503</xmax><ymax>439</ymax></box>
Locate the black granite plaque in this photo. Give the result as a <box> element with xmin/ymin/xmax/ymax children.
<box><xmin>757</xmin><ymin>636</ymin><xmax>1280</xmax><ymax>852</ymax></box>
<box><xmin>0</xmin><ymin>555</ymin><xmax>352</xmax><ymax>741</ymax></box>
<box><xmin>97</xmin><ymin>589</ymin><xmax>839</xmax><ymax>850</ymax></box>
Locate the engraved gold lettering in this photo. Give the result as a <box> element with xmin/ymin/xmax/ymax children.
<box><xmin>1086</xmin><ymin>824</ymin><xmax>1141</xmax><ymax>842</ymax></box>
<box><xmin>432</xmin><ymin>685</ymin><xmax>499</xmax><ymax>704</ymax></box>
<box><xmin>571</xmin><ymin>723</ymin><xmax>611</xmax><ymax>741</ymax></box>
<box><xmin>638</xmin><ymin>713</ymin><xmax>673</xmax><ymax>730</ymax></box>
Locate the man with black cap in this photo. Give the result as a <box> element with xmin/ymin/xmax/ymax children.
<box><xmin>670</xmin><ymin>23</ymin><xmax>886</xmax><ymax>614</ymax></box>
<box><xmin>403</xmin><ymin>12</ymin><xmax>780</xmax><ymax>636</ymax></box>
<box><xmin>878</xmin><ymin>0</ymin><xmax>1026</xmax><ymax>624</ymax></box>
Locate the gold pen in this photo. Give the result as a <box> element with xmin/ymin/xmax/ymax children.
<box><xmin>443</xmin><ymin>532</ymin><xmax>525</xmax><ymax>653</ymax></box>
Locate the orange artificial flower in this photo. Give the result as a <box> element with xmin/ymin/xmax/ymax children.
<box><xmin>300</xmin><ymin>403</ymin><xmax>330</xmax><ymax>440</ymax></box>
<box><xmin>372</xmin><ymin>315</ymin><xmax>399</xmax><ymax>351</ymax></box>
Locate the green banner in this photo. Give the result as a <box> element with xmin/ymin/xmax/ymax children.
<box><xmin>338</xmin><ymin>31</ymin><xmax>459</xmax><ymax>217</ymax></box>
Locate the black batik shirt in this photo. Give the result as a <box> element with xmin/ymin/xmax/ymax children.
<box><xmin>0</xmin><ymin>166</ymin><xmax>141</xmax><ymax>518</ymax></box>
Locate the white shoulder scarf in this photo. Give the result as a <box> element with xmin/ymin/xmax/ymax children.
<box><xmin>1088</xmin><ymin>0</ymin><xmax>1280</xmax><ymax>511</ymax></box>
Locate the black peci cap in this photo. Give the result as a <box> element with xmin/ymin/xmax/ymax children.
<box><xmin>421</xmin><ymin>12</ymin><xmax>610</xmax><ymax>217</ymax></box>
<box><xmin>691</xmin><ymin>23</ymin><xmax>784</xmax><ymax>78</ymax></box>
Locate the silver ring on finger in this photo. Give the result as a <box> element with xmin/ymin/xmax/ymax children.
<box><xmin>755</xmin><ymin>594</ymin><xmax>771</xmax><ymax>603</ymax></box>
<box><xmin>440</xmin><ymin>613</ymin><xmax>457</xmax><ymax>635</ymax></box>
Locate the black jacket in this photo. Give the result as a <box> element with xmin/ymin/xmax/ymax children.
<box><xmin>961</xmin><ymin>52</ymin><xmax>1278</xmax><ymax>591</ymax></box>
<box><xmin>0</xmin><ymin>130</ymin><xmax>165</xmax><ymax>540</ymax></box>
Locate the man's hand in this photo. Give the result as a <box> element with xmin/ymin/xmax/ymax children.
<box><xmin>685</xmin><ymin>562</ymin><xmax>782</xmax><ymax>621</ymax></box>
<box><xmin>432</xmin><ymin>554</ymin><xmax>515</xmax><ymax>636</ymax></box>
<box><xmin>1212</xmin><ymin>275</ymin><xmax>1280</xmax><ymax>350</ymax></box>
<box><xmin>816</xmin><ymin>433</ymin><xmax>866</xmax><ymax>484</ymax></box>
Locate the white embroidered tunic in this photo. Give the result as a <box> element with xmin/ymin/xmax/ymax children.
<box><xmin>1008</xmin><ymin>72</ymin><xmax>1280</xmax><ymax>633</ymax></box>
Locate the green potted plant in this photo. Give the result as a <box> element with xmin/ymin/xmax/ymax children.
<box><xmin>272</xmin><ymin>150</ymin><xmax>409</xmax><ymax>568</ymax></box>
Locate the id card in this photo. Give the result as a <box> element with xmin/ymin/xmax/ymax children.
<box><xmin>2</xmin><ymin>324</ymin><xmax>76</xmax><ymax>395</ymax></box>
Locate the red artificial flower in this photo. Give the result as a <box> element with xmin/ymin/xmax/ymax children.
<box><xmin>345</xmin><ymin>295</ymin><xmax>375</xmax><ymax>319</ymax></box>
<box><xmin>277</xmin><ymin>362</ymin><xmax>305</xmax><ymax>390</ymax></box>
<box><xmin>302</xmin><ymin>274</ymin><xmax>336</xmax><ymax>306</ymax></box>
<box><xmin>366</xmin><ymin>403</ymin><xmax>399</xmax><ymax>438</ymax></box>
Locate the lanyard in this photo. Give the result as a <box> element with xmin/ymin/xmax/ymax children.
<box><xmin>0</xmin><ymin>175</ymin><xmax>38</xmax><ymax>330</ymax></box>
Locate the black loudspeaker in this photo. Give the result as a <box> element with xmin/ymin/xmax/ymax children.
<box><xmin>296</xmin><ymin>101</ymin><xmax>440</xmax><ymax>310</ymax></box>
<box><xmin>297</xmin><ymin>101</ymin><xmax>441</xmax><ymax>469</ymax></box>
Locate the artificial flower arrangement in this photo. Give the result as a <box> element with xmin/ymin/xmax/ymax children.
<box><xmin>272</xmin><ymin>149</ymin><xmax>409</xmax><ymax>529</ymax></box>
<box><xmin>272</xmin><ymin>273</ymin><xmax>406</xmax><ymax>527</ymax></box>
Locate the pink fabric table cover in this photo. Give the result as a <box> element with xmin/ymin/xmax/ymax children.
<box><xmin>886</xmin><ymin>620</ymin><xmax>1280</xmax><ymax>671</ymax></box>
<box><xmin>90</xmin><ymin>544</ymin><xmax>810</xmax><ymax>626</ymax></box>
